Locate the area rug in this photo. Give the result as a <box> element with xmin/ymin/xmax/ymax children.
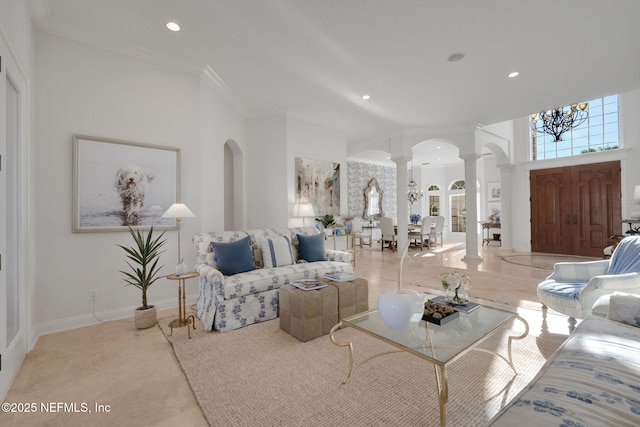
<box><xmin>159</xmin><ymin>316</ymin><xmax>563</xmax><ymax>427</ymax></box>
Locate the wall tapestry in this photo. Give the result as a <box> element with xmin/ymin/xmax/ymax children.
<box><xmin>295</xmin><ymin>157</ymin><xmax>340</xmax><ymax>216</ymax></box>
<box><xmin>73</xmin><ymin>134</ymin><xmax>180</xmax><ymax>232</ymax></box>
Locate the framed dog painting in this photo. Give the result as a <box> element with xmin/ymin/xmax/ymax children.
<box><xmin>72</xmin><ymin>135</ymin><xmax>180</xmax><ymax>232</ymax></box>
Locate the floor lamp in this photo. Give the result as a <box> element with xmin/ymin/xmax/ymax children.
<box><xmin>161</xmin><ymin>203</ymin><xmax>195</xmax><ymax>272</ymax></box>
<box><xmin>293</xmin><ymin>202</ymin><xmax>315</xmax><ymax>227</ymax></box>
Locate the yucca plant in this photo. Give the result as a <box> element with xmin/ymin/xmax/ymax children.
<box><xmin>118</xmin><ymin>226</ymin><xmax>166</xmax><ymax>309</ymax></box>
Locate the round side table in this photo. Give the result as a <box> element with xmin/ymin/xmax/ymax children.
<box><xmin>166</xmin><ymin>271</ymin><xmax>199</xmax><ymax>338</ymax></box>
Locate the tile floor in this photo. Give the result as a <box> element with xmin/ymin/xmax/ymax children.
<box><xmin>0</xmin><ymin>243</ymin><xmax>579</xmax><ymax>426</ymax></box>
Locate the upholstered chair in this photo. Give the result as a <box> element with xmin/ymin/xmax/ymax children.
<box><xmin>380</xmin><ymin>217</ymin><xmax>396</xmax><ymax>251</ymax></box>
<box><xmin>408</xmin><ymin>216</ymin><xmax>435</xmax><ymax>250</ymax></box>
<box><xmin>537</xmin><ymin>235</ymin><xmax>640</xmax><ymax>330</ymax></box>
<box><xmin>351</xmin><ymin>217</ymin><xmax>366</xmax><ymax>247</ymax></box>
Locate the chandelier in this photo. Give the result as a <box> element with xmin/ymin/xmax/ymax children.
<box><xmin>530</xmin><ymin>103</ymin><xmax>588</xmax><ymax>142</ymax></box>
<box><xmin>407</xmin><ymin>167</ymin><xmax>423</xmax><ymax>205</ymax></box>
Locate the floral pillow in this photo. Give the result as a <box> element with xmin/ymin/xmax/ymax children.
<box><xmin>607</xmin><ymin>291</ymin><xmax>640</xmax><ymax>327</ymax></box>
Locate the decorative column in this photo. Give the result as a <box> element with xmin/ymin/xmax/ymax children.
<box><xmin>498</xmin><ymin>164</ymin><xmax>512</xmax><ymax>250</ymax></box>
<box><xmin>392</xmin><ymin>156</ymin><xmax>410</xmax><ymax>255</ymax></box>
<box><xmin>460</xmin><ymin>153</ymin><xmax>482</xmax><ymax>261</ymax></box>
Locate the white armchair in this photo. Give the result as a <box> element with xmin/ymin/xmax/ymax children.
<box><xmin>537</xmin><ymin>236</ymin><xmax>640</xmax><ymax>327</ymax></box>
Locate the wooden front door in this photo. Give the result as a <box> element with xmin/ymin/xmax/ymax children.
<box><xmin>530</xmin><ymin>161</ymin><xmax>621</xmax><ymax>257</ymax></box>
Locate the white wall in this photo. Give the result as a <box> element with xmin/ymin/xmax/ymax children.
<box><xmin>245</xmin><ymin>115</ymin><xmax>288</xmax><ymax>229</ymax></box>
<box><xmin>34</xmin><ymin>33</ymin><xmax>208</xmax><ymax>334</ymax></box>
<box><xmin>199</xmin><ymin>72</ymin><xmax>246</xmax><ymax>232</ymax></box>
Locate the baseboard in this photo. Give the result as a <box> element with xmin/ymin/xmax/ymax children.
<box><xmin>34</xmin><ymin>294</ymin><xmax>199</xmax><ymax>338</ymax></box>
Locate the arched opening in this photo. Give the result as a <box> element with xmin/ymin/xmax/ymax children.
<box><xmin>224</xmin><ymin>139</ymin><xmax>243</xmax><ymax>230</ymax></box>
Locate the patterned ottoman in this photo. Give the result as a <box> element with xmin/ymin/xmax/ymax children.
<box><xmin>279</xmin><ymin>284</ymin><xmax>339</xmax><ymax>342</ymax></box>
<box><xmin>324</xmin><ymin>277</ymin><xmax>369</xmax><ymax>320</ymax></box>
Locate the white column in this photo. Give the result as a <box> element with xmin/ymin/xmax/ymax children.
<box><xmin>392</xmin><ymin>156</ymin><xmax>410</xmax><ymax>255</ymax></box>
<box><xmin>498</xmin><ymin>165</ymin><xmax>513</xmax><ymax>250</ymax></box>
<box><xmin>460</xmin><ymin>153</ymin><xmax>482</xmax><ymax>261</ymax></box>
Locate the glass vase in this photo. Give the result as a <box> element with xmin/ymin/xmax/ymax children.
<box><xmin>446</xmin><ymin>286</ymin><xmax>468</xmax><ymax>304</ymax></box>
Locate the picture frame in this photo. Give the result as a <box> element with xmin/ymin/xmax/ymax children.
<box><xmin>72</xmin><ymin>134</ymin><xmax>180</xmax><ymax>232</ymax></box>
<box><xmin>295</xmin><ymin>157</ymin><xmax>340</xmax><ymax>216</ymax></box>
<box><xmin>488</xmin><ymin>182</ymin><xmax>501</xmax><ymax>201</ymax></box>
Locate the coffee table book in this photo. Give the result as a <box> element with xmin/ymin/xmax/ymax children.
<box><xmin>291</xmin><ymin>279</ymin><xmax>327</xmax><ymax>291</ymax></box>
<box><xmin>428</xmin><ymin>295</ymin><xmax>480</xmax><ymax>314</ymax></box>
<box><xmin>324</xmin><ymin>272</ymin><xmax>357</xmax><ymax>282</ymax></box>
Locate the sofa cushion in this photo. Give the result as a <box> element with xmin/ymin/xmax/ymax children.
<box><xmin>222</xmin><ymin>260</ymin><xmax>353</xmax><ymax>300</ymax></box>
<box><xmin>297</xmin><ymin>233</ymin><xmax>326</xmax><ymax>262</ymax></box>
<box><xmin>211</xmin><ymin>236</ymin><xmax>255</xmax><ymax>276</ymax></box>
<box><xmin>537</xmin><ymin>280</ymin><xmax>587</xmax><ymax>301</ymax></box>
<box><xmin>607</xmin><ymin>291</ymin><xmax>640</xmax><ymax>327</ymax></box>
<box><xmin>257</xmin><ymin>235</ymin><xmax>295</xmax><ymax>268</ymax></box>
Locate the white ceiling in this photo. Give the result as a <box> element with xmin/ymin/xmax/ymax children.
<box><xmin>28</xmin><ymin>0</ymin><xmax>640</xmax><ymax>166</ymax></box>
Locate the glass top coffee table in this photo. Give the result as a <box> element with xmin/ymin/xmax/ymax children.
<box><xmin>329</xmin><ymin>296</ymin><xmax>528</xmax><ymax>427</ymax></box>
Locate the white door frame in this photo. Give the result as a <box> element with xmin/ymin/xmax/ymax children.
<box><xmin>0</xmin><ymin>30</ymin><xmax>31</xmax><ymax>401</ymax></box>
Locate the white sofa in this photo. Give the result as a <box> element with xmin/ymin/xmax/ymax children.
<box><xmin>490</xmin><ymin>293</ymin><xmax>640</xmax><ymax>426</ymax></box>
<box><xmin>192</xmin><ymin>227</ymin><xmax>354</xmax><ymax>332</ymax></box>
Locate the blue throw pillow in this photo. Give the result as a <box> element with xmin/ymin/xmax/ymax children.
<box><xmin>297</xmin><ymin>233</ymin><xmax>326</xmax><ymax>262</ymax></box>
<box><xmin>211</xmin><ymin>236</ymin><xmax>255</xmax><ymax>276</ymax></box>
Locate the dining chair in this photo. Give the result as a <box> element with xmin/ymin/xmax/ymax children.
<box><xmin>380</xmin><ymin>217</ymin><xmax>396</xmax><ymax>251</ymax></box>
<box><xmin>431</xmin><ymin>216</ymin><xmax>445</xmax><ymax>247</ymax></box>
<box><xmin>408</xmin><ymin>216</ymin><xmax>434</xmax><ymax>250</ymax></box>
<box><xmin>351</xmin><ymin>217</ymin><xmax>366</xmax><ymax>247</ymax></box>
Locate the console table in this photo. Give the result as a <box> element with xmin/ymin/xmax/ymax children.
<box><xmin>480</xmin><ymin>221</ymin><xmax>501</xmax><ymax>245</ymax></box>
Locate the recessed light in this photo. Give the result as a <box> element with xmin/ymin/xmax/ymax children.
<box><xmin>166</xmin><ymin>22</ymin><xmax>181</xmax><ymax>32</ymax></box>
<box><xmin>447</xmin><ymin>52</ymin><xmax>465</xmax><ymax>62</ymax></box>
<box><xmin>508</xmin><ymin>71</ymin><xmax>520</xmax><ymax>78</ymax></box>
<box><xmin>362</xmin><ymin>94</ymin><xmax>371</xmax><ymax>100</ymax></box>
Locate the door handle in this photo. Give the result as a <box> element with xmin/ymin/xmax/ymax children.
<box><xmin>573</xmin><ymin>215</ymin><xmax>578</xmax><ymax>225</ymax></box>
<box><xmin>566</xmin><ymin>215</ymin><xmax>571</xmax><ymax>225</ymax></box>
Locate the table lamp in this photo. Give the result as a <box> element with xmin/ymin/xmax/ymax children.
<box><xmin>161</xmin><ymin>203</ymin><xmax>195</xmax><ymax>274</ymax></box>
<box><xmin>293</xmin><ymin>202</ymin><xmax>315</xmax><ymax>227</ymax></box>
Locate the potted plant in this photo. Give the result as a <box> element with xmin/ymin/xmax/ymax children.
<box><xmin>118</xmin><ymin>226</ymin><xmax>167</xmax><ymax>329</ymax></box>
<box><xmin>316</xmin><ymin>214</ymin><xmax>336</xmax><ymax>236</ymax></box>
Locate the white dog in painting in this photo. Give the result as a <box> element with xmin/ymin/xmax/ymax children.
<box><xmin>114</xmin><ymin>164</ymin><xmax>154</xmax><ymax>225</ymax></box>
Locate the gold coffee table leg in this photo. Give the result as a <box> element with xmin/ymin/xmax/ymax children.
<box><xmin>433</xmin><ymin>364</ymin><xmax>448</xmax><ymax>427</ymax></box>
<box><xmin>469</xmin><ymin>314</ymin><xmax>529</xmax><ymax>374</ymax></box>
<box><xmin>329</xmin><ymin>322</ymin><xmax>354</xmax><ymax>383</ymax></box>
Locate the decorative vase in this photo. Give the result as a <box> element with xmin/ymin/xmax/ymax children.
<box><xmin>377</xmin><ymin>289</ymin><xmax>424</xmax><ymax>330</ymax></box>
<box><xmin>343</xmin><ymin>219</ymin><xmax>353</xmax><ymax>234</ymax></box>
<box><xmin>324</xmin><ymin>227</ymin><xmax>334</xmax><ymax>236</ymax></box>
<box><xmin>377</xmin><ymin>244</ymin><xmax>424</xmax><ymax>330</ymax></box>
<box><xmin>446</xmin><ymin>287</ymin><xmax>468</xmax><ymax>304</ymax></box>
<box><xmin>176</xmin><ymin>261</ymin><xmax>188</xmax><ymax>276</ymax></box>
<box><xmin>134</xmin><ymin>305</ymin><xmax>157</xmax><ymax>329</ymax></box>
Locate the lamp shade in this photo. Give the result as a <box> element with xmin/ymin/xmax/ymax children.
<box><xmin>161</xmin><ymin>203</ymin><xmax>195</xmax><ymax>219</ymax></box>
<box><xmin>293</xmin><ymin>202</ymin><xmax>315</xmax><ymax>217</ymax></box>
<box><xmin>634</xmin><ymin>185</ymin><xmax>640</xmax><ymax>201</ymax></box>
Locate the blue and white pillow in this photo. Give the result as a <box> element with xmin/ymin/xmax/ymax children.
<box><xmin>607</xmin><ymin>291</ymin><xmax>640</xmax><ymax>327</ymax></box>
<box><xmin>256</xmin><ymin>235</ymin><xmax>295</xmax><ymax>268</ymax></box>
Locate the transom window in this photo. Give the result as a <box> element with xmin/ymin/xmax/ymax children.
<box><xmin>531</xmin><ymin>95</ymin><xmax>619</xmax><ymax>160</ymax></box>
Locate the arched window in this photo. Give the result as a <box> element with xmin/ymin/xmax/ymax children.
<box><xmin>449</xmin><ymin>180</ymin><xmax>466</xmax><ymax>232</ymax></box>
